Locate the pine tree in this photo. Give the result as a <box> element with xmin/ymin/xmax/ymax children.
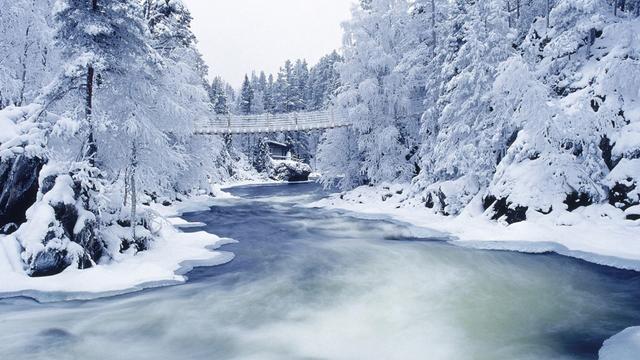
<box><xmin>209</xmin><ymin>77</ymin><xmax>230</xmax><ymax>114</ymax></box>
<box><xmin>307</xmin><ymin>51</ymin><xmax>343</xmax><ymax>110</ymax></box>
<box><xmin>264</xmin><ymin>73</ymin><xmax>275</xmax><ymax>113</ymax></box>
<box><xmin>252</xmin><ymin>137</ymin><xmax>271</xmax><ymax>173</ymax></box>
<box><xmin>240</xmin><ymin>74</ymin><xmax>254</xmax><ymax>115</ymax></box>
<box><xmin>292</xmin><ymin>59</ymin><xmax>309</xmax><ymax>111</ymax></box>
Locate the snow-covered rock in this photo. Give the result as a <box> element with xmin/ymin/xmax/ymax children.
<box><xmin>0</xmin><ymin>105</ymin><xmax>48</xmax><ymax>233</ymax></box>
<box><xmin>12</xmin><ymin>165</ymin><xmax>102</xmax><ymax>276</ymax></box>
<box><xmin>420</xmin><ymin>176</ymin><xmax>480</xmax><ymax>216</ymax></box>
<box><xmin>270</xmin><ymin>160</ymin><xmax>312</xmax><ymax>182</ymax></box>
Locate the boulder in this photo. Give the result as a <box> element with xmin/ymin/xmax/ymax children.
<box><xmin>483</xmin><ymin>195</ymin><xmax>528</xmax><ymax>224</ymax></box>
<box><xmin>19</xmin><ymin>172</ymin><xmax>102</xmax><ymax>277</ymax></box>
<box><xmin>270</xmin><ymin>160</ymin><xmax>312</xmax><ymax>182</ymax></box>
<box><xmin>0</xmin><ymin>154</ymin><xmax>45</xmax><ymax>233</ymax></box>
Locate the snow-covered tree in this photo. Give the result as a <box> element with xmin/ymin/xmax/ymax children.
<box><xmin>0</xmin><ymin>0</ymin><xmax>56</xmax><ymax>109</ymax></box>
<box><xmin>240</xmin><ymin>74</ymin><xmax>254</xmax><ymax>115</ymax></box>
<box><xmin>209</xmin><ymin>77</ymin><xmax>230</xmax><ymax>114</ymax></box>
<box><xmin>327</xmin><ymin>0</ymin><xmax>415</xmax><ymax>186</ymax></box>
<box><xmin>307</xmin><ymin>51</ymin><xmax>343</xmax><ymax>111</ymax></box>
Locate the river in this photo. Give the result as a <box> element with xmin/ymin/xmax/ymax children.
<box><xmin>1</xmin><ymin>182</ymin><xmax>639</xmax><ymax>360</ymax></box>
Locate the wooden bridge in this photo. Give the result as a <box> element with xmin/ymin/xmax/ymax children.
<box><xmin>194</xmin><ymin>109</ymin><xmax>351</xmax><ymax>135</ymax></box>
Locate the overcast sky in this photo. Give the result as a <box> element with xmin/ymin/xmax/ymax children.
<box><xmin>182</xmin><ymin>0</ymin><xmax>355</xmax><ymax>87</ymax></box>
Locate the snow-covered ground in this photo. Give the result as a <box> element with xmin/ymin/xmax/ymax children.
<box><xmin>600</xmin><ymin>327</ymin><xmax>640</xmax><ymax>360</ymax></box>
<box><xmin>0</xmin><ymin>194</ymin><xmax>235</xmax><ymax>301</ymax></box>
<box><xmin>312</xmin><ymin>184</ymin><xmax>640</xmax><ymax>271</ymax></box>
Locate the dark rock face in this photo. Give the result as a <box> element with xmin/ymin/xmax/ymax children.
<box><xmin>564</xmin><ymin>192</ymin><xmax>593</xmax><ymax>212</ymax></box>
<box><xmin>0</xmin><ymin>155</ymin><xmax>45</xmax><ymax>233</ymax></box>
<box><xmin>271</xmin><ymin>161</ymin><xmax>312</xmax><ymax>182</ymax></box>
<box><xmin>424</xmin><ymin>190</ymin><xmax>450</xmax><ymax>216</ymax></box>
<box><xmin>483</xmin><ymin>195</ymin><xmax>528</xmax><ymax>224</ymax></box>
<box><xmin>30</xmin><ymin>248</ymin><xmax>69</xmax><ymax>277</ymax></box>
<box><xmin>609</xmin><ymin>181</ymin><xmax>638</xmax><ymax>211</ymax></box>
<box><xmin>599</xmin><ymin>136</ymin><xmax>617</xmax><ymax>171</ymax></box>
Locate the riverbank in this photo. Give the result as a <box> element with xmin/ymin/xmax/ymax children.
<box><xmin>312</xmin><ymin>184</ymin><xmax>640</xmax><ymax>271</ymax></box>
<box><xmin>0</xmin><ymin>194</ymin><xmax>235</xmax><ymax>301</ymax></box>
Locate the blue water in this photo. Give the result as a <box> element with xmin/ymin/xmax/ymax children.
<box><xmin>1</xmin><ymin>182</ymin><xmax>640</xmax><ymax>360</ymax></box>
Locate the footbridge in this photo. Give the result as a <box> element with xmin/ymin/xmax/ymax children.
<box><xmin>195</xmin><ymin>109</ymin><xmax>351</xmax><ymax>135</ymax></box>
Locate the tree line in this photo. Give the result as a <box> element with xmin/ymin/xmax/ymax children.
<box><xmin>208</xmin><ymin>51</ymin><xmax>343</xmax><ymax>115</ymax></box>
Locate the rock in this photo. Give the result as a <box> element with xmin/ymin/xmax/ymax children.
<box><xmin>422</xmin><ymin>177</ymin><xmax>480</xmax><ymax>216</ymax></box>
<box><xmin>0</xmin><ymin>154</ymin><xmax>45</xmax><ymax>233</ymax></box>
<box><xmin>23</xmin><ymin>172</ymin><xmax>103</xmax><ymax>277</ymax></box>
<box><xmin>609</xmin><ymin>181</ymin><xmax>638</xmax><ymax>211</ymax></box>
<box><xmin>424</xmin><ymin>190</ymin><xmax>449</xmax><ymax>215</ymax></box>
<box><xmin>483</xmin><ymin>195</ymin><xmax>528</xmax><ymax>224</ymax></box>
<box><xmin>564</xmin><ymin>191</ymin><xmax>592</xmax><ymax>212</ymax></box>
<box><xmin>30</xmin><ymin>247</ymin><xmax>69</xmax><ymax>277</ymax></box>
<box><xmin>625</xmin><ymin>206</ymin><xmax>640</xmax><ymax>221</ymax></box>
<box><xmin>270</xmin><ymin>160</ymin><xmax>312</xmax><ymax>182</ymax></box>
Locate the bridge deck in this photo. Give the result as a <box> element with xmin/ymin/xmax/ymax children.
<box><xmin>195</xmin><ymin>110</ymin><xmax>350</xmax><ymax>135</ymax></box>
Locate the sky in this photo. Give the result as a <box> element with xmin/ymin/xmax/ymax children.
<box><xmin>182</xmin><ymin>0</ymin><xmax>355</xmax><ymax>88</ymax></box>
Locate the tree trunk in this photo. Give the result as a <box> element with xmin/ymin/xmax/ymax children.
<box><xmin>431</xmin><ymin>0</ymin><xmax>436</xmax><ymax>51</ymax></box>
<box><xmin>123</xmin><ymin>167</ymin><xmax>129</xmax><ymax>207</ymax></box>
<box><xmin>587</xmin><ymin>28</ymin><xmax>596</xmax><ymax>57</ymax></box>
<box><xmin>130</xmin><ymin>142</ymin><xmax>138</xmax><ymax>241</ymax></box>
<box><xmin>18</xmin><ymin>25</ymin><xmax>32</xmax><ymax>107</ymax></box>
<box><xmin>85</xmin><ymin>66</ymin><xmax>97</xmax><ymax>165</ymax></box>
<box><xmin>506</xmin><ymin>0</ymin><xmax>512</xmax><ymax>28</ymax></box>
<box><xmin>85</xmin><ymin>0</ymin><xmax>98</xmax><ymax>165</ymax></box>
<box><xmin>546</xmin><ymin>0</ymin><xmax>551</xmax><ymax>28</ymax></box>
<box><xmin>516</xmin><ymin>0</ymin><xmax>520</xmax><ymax>20</ymax></box>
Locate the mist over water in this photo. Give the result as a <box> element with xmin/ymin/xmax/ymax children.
<box><xmin>1</xmin><ymin>182</ymin><xmax>640</xmax><ymax>360</ymax></box>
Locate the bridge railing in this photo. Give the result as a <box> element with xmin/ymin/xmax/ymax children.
<box><xmin>194</xmin><ymin>109</ymin><xmax>351</xmax><ymax>134</ymax></box>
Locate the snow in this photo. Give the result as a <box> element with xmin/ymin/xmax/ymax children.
<box><xmin>0</xmin><ymin>104</ymin><xmax>46</xmax><ymax>158</ymax></box>
<box><xmin>312</xmin><ymin>184</ymin><xmax>640</xmax><ymax>271</ymax></box>
<box><xmin>607</xmin><ymin>158</ymin><xmax>640</xmax><ymax>185</ymax></box>
<box><xmin>600</xmin><ymin>327</ymin><xmax>640</xmax><ymax>360</ymax></box>
<box><xmin>0</xmin><ymin>110</ymin><xmax>19</xmax><ymax>144</ymax></box>
<box><xmin>271</xmin><ymin>159</ymin><xmax>312</xmax><ymax>174</ymax></box>
<box><xmin>0</xmin><ymin>196</ymin><xmax>236</xmax><ymax>301</ymax></box>
<box><xmin>613</xmin><ymin>122</ymin><xmax>640</xmax><ymax>157</ymax></box>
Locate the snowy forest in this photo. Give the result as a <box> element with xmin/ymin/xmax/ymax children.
<box><xmin>319</xmin><ymin>0</ymin><xmax>640</xmax><ymax>225</ymax></box>
<box><xmin>0</xmin><ymin>0</ymin><xmax>639</xmax><ymax>283</ymax></box>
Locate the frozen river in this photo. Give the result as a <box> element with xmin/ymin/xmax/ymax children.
<box><xmin>1</xmin><ymin>182</ymin><xmax>640</xmax><ymax>359</ymax></box>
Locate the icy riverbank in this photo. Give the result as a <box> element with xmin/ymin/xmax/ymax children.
<box><xmin>312</xmin><ymin>184</ymin><xmax>640</xmax><ymax>271</ymax></box>
<box><xmin>0</xmin><ymin>194</ymin><xmax>235</xmax><ymax>301</ymax></box>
